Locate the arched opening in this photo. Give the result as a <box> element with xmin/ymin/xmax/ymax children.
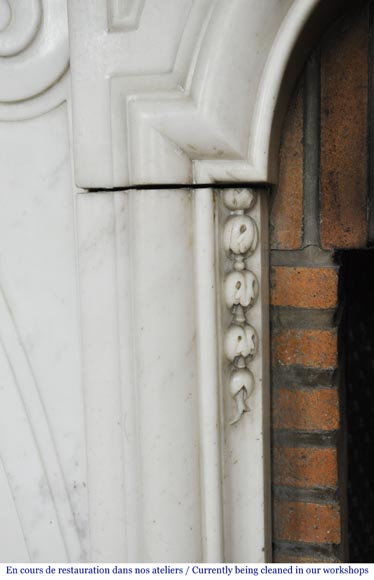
<box><xmin>270</xmin><ymin>0</ymin><xmax>372</xmax><ymax>563</ymax></box>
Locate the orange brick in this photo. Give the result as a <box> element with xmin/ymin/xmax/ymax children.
<box><xmin>271</xmin><ymin>267</ymin><xmax>338</xmax><ymax>309</ymax></box>
<box><xmin>273</xmin><ymin>388</ymin><xmax>339</xmax><ymax>431</ymax></box>
<box><xmin>273</xmin><ymin>447</ymin><xmax>338</xmax><ymax>488</ymax></box>
<box><xmin>271</xmin><ymin>82</ymin><xmax>303</xmax><ymax>250</ymax></box>
<box><xmin>273</xmin><ymin>329</ymin><xmax>337</xmax><ymax>368</ymax></box>
<box><xmin>320</xmin><ymin>4</ymin><xmax>368</xmax><ymax>249</ymax></box>
<box><xmin>274</xmin><ymin>501</ymin><xmax>341</xmax><ymax>544</ymax></box>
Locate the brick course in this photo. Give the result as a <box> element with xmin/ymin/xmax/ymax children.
<box><xmin>272</xmin><ymin>388</ymin><xmax>339</xmax><ymax>431</ymax></box>
<box><xmin>274</xmin><ymin>501</ymin><xmax>341</xmax><ymax>545</ymax></box>
<box><xmin>271</xmin><ymin>267</ymin><xmax>338</xmax><ymax>309</ymax></box>
<box><xmin>273</xmin><ymin>329</ymin><xmax>337</xmax><ymax>369</ymax></box>
<box><xmin>273</xmin><ymin>447</ymin><xmax>338</xmax><ymax>488</ymax></box>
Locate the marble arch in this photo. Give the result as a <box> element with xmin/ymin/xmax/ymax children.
<box><xmin>68</xmin><ymin>0</ymin><xmax>344</xmax><ymax>188</ymax></box>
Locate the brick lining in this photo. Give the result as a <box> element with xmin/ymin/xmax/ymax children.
<box><xmin>270</xmin><ymin>1</ymin><xmax>370</xmax><ymax>561</ymax></box>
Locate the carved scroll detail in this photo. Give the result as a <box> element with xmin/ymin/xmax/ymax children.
<box><xmin>0</xmin><ymin>0</ymin><xmax>41</xmax><ymax>57</ymax></box>
<box><xmin>222</xmin><ymin>189</ymin><xmax>259</xmax><ymax>425</ymax></box>
<box><xmin>0</xmin><ymin>0</ymin><xmax>68</xmax><ymax>113</ymax></box>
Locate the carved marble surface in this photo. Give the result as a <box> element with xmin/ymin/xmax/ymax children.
<box><xmin>217</xmin><ymin>189</ymin><xmax>270</xmax><ymax>562</ymax></box>
<box><xmin>108</xmin><ymin>0</ymin><xmax>145</xmax><ymax>30</ymax></box>
<box><xmin>0</xmin><ymin>98</ymin><xmax>211</xmax><ymax>562</ymax></box>
<box><xmin>77</xmin><ymin>190</ymin><xmax>203</xmax><ymax>561</ymax></box>
<box><xmin>222</xmin><ymin>189</ymin><xmax>259</xmax><ymax>425</ymax></box>
<box><xmin>68</xmin><ymin>0</ymin><xmax>342</xmax><ymax>188</ymax></box>
<box><xmin>0</xmin><ymin>0</ymin><xmax>340</xmax><ymax>565</ymax></box>
<box><xmin>0</xmin><ymin>105</ymin><xmax>87</xmax><ymax>562</ymax></box>
<box><xmin>0</xmin><ymin>0</ymin><xmax>68</xmax><ymax>108</ymax></box>
<box><xmin>0</xmin><ymin>126</ymin><xmax>270</xmax><ymax>561</ymax></box>
<box><xmin>0</xmin><ymin>4</ymin><xmax>82</xmax><ymax>560</ymax></box>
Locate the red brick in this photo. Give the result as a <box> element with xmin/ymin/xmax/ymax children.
<box><xmin>273</xmin><ymin>329</ymin><xmax>337</xmax><ymax>368</ymax></box>
<box><xmin>273</xmin><ymin>388</ymin><xmax>339</xmax><ymax>431</ymax></box>
<box><xmin>320</xmin><ymin>4</ymin><xmax>368</xmax><ymax>249</ymax></box>
<box><xmin>271</xmin><ymin>267</ymin><xmax>338</xmax><ymax>309</ymax></box>
<box><xmin>274</xmin><ymin>501</ymin><xmax>341</xmax><ymax>544</ymax></box>
<box><xmin>273</xmin><ymin>447</ymin><xmax>338</xmax><ymax>488</ymax></box>
<box><xmin>271</xmin><ymin>82</ymin><xmax>303</xmax><ymax>250</ymax></box>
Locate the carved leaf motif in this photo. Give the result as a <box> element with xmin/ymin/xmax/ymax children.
<box><xmin>229</xmin><ymin>368</ymin><xmax>255</xmax><ymax>425</ymax></box>
<box><xmin>223</xmin><ymin>189</ymin><xmax>257</xmax><ymax>212</ymax></box>
<box><xmin>225</xmin><ymin>270</ymin><xmax>259</xmax><ymax>309</ymax></box>
<box><xmin>224</xmin><ymin>323</ymin><xmax>257</xmax><ymax>362</ymax></box>
<box><xmin>223</xmin><ymin>215</ymin><xmax>258</xmax><ymax>257</ymax></box>
<box><xmin>229</xmin><ymin>367</ymin><xmax>254</xmax><ymax>399</ymax></box>
<box><xmin>221</xmin><ymin>188</ymin><xmax>260</xmax><ymax>426</ymax></box>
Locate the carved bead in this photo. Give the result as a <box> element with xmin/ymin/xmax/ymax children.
<box><xmin>229</xmin><ymin>368</ymin><xmax>254</xmax><ymax>425</ymax></box>
<box><xmin>232</xmin><ymin>304</ymin><xmax>246</xmax><ymax>324</ymax></box>
<box><xmin>224</xmin><ymin>323</ymin><xmax>257</xmax><ymax>361</ymax></box>
<box><xmin>223</xmin><ymin>215</ymin><xmax>258</xmax><ymax>256</ymax></box>
<box><xmin>223</xmin><ymin>189</ymin><xmax>257</xmax><ymax>211</ymax></box>
<box><xmin>234</xmin><ymin>259</ymin><xmax>245</xmax><ymax>271</ymax></box>
<box><xmin>222</xmin><ymin>189</ymin><xmax>260</xmax><ymax>425</ymax></box>
<box><xmin>229</xmin><ymin>368</ymin><xmax>254</xmax><ymax>398</ymax></box>
<box><xmin>225</xmin><ymin>270</ymin><xmax>259</xmax><ymax>309</ymax></box>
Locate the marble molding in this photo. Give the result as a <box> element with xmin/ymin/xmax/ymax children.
<box><xmin>0</xmin><ymin>0</ymin><xmax>346</xmax><ymax>564</ymax></box>
<box><xmin>222</xmin><ymin>189</ymin><xmax>260</xmax><ymax>426</ymax></box>
<box><xmin>68</xmin><ymin>0</ymin><xmax>344</xmax><ymax>188</ymax></box>
<box><xmin>0</xmin><ymin>0</ymin><xmax>68</xmax><ymax>118</ymax></box>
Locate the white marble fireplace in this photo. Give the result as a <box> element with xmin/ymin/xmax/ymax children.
<box><xmin>0</xmin><ymin>0</ymin><xmax>342</xmax><ymax>563</ymax></box>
